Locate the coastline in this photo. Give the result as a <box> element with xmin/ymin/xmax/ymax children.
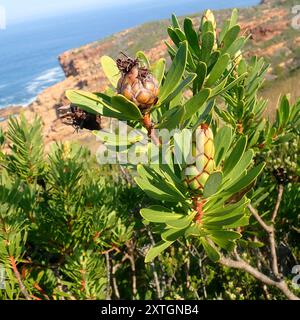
<box><xmin>0</xmin><ymin>1</ymin><xmax>264</xmax><ymax>116</ymax></box>
<box><xmin>0</xmin><ymin>0</ymin><xmax>297</xmax><ymax>149</ymax></box>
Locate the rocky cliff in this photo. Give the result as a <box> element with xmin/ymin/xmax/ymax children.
<box><xmin>0</xmin><ymin>0</ymin><xmax>298</xmax><ymax>150</ymax></box>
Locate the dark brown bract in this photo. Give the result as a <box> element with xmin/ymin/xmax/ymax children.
<box><xmin>58</xmin><ymin>104</ymin><xmax>102</xmax><ymax>131</ymax></box>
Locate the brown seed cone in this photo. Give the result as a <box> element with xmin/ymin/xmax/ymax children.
<box><xmin>116</xmin><ymin>57</ymin><xmax>159</xmax><ymax>110</ymax></box>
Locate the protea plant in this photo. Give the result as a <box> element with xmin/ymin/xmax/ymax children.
<box><xmin>63</xmin><ymin>7</ymin><xmax>300</xmax><ymax>300</ymax></box>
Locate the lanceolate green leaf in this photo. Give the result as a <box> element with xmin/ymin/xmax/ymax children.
<box><xmin>135</xmin><ymin>177</ymin><xmax>178</xmax><ymax>202</ymax></box>
<box><xmin>200</xmin><ymin>31</ymin><xmax>215</xmax><ymax>63</ymax></box>
<box><xmin>224</xmin><ymin>149</ymin><xmax>254</xmax><ymax>187</ymax></box>
<box><xmin>141</xmin><ymin>165</ymin><xmax>186</xmax><ymax>200</ymax></box>
<box><xmin>201</xmin><ymin>238</ymin><xmax>220</xmax><ymax>262</ymax></box>
<box><xmin>166</xmin><ymin>213</ymin><xmax>195</xmax><ymax>229</ymax></box>
<box><xmin>226</xmin><ymin>215</ymin><xmax>249</xmax><ymax>228</ymax></box>
<box><xmin>223</xmin><ymin>136</ymin><xmax>247</xmax><ymax>175</ymax></box>
<box><xmin>66</xmin><ymin>90</ymin><xmax>137</xmax><ymax>120</ymax></box>
<box><xmin>226</xmin><ymin>162</ymin><xmax>265</xmax><ymax>194</ymax></box>
<box><xmin>226</xmin><ymin>37</ymin><xmax>247</xmax><ymax>57</ymax></box>
<box><xmin>111</xmin><ymin>95</ymin><xmax>143</xmax><ymax>120</ymax></box>
<box><xmin>140</xmin><ymin>206</ymin><xmax>183</xmax><ymax>223</ymax></box>
<box><xmin>229</xmin><ymin>8</ymin><xmax>238</xmax><ymax>29</ymax></box>
<box><xmin>204</xmin><ymin>197</ymin><xmax>248</xmax><ymax>216</ymax></box>
<box><xmin>194</xmin><ymin>62</ymin><xmax>207</xmax><ymax>91</ymax></box>
<box><xmin>145</xmin><ymin>241</ymin><xmax>173</xmax><ymax>263</ymax></box>
<box><xmin>205</xmin><ymin>54</ymin><xmax>230</xmax><ymax>87</ymax></box>
<box><xmin>93</xmin><ymin>130</ymin><xmax>144</xmax><ymax>147</ymax></box>
<box><xmin>136</xmin><ymin>165</ymin><xmax>186</xmax><ymax>202</ymax></box>
<box><xmin>183</xmin><ymin>18</ymin><xmax>201</xmax><ymax>56</ymax></box>
<box><xmin>171</xmin><ymin>13</ymin><xmax>181</xmax><ymax>29</ymax></box>
<box><xmin>100</xmin><ymin>56</ymin><xmax>120</xmax><ymax>88</ymax></box>
<box><xmin>161</xmin><ymin>228</ymin><xmax>187</xmax><ymax>242</ymax></box>
<box><xmin>66</xmin><ymin>90</ymin><xmax>104</xmax><ymax>115</ymax></box>
<box><xmin>203</xmin><ymin>171</ymin><xmax>223</xmax><ymax>198</ymax></box>
<box><xmin>210</xmin><ymin>77</ymin><xmax>228</xmax><ymax>97</ymax></box>
<box><xmin>203</xmin><ymin>205</ymin><xmax>245</xmax><ymax>224</ymax></box>
<box><xmin>204</xmin><ymin>214</ymin><xmax>244</xmax><ymax>227</ymax></box>
<box><xmin>214</xmin><ymin>126</ymin><xmax>233</xmax><ymax>167</ymax></box>
<box><xmin>279</xmin><ymin>95</ymin><xmax>290</xmax><ymax>127</ymax></box>
<box><xmin>136</xmin><ymin>51</ymin><xmax>150</xmax><ymax>68</ymax></box>
<box><xmin>156</xmin><ymin>105</ymin><xmax>185</xmax><ymax>130</ymax></box>
<box><xmin>174</xmin><ymin>28</ymin><xmax>186</xmax><ymax>42</ymax></box>
<box><xmin>167</xmin><ymin>27</ymin><xmax>181</xmax><ymax>47</ymax></box>
<box><xmin>159</xmin><ymin>41</ymin><xmax>188</xmax><ymax>101</ymax></box>
<box><xmin>209</xmin><ymin>236</ymin><xmax>235</xmax><ymax>251</ymax></box>
<box><xmin>161</xmin><ymin>73</ymin><xmax>196</xmax><ymax>106</ymax></box>
<box><xmin>183</xmin><ymin>88</ymin><xmax>211</xmax><ymax>121</ymax></box>
<box><xmin>217</xmin><ymin>72</ymin><xmax>248</xmax><ymax>96</ymax></box>
<box><xmin>209</xmin><ymin>230</ymin><xmax>241</xmax><ymax>241</ymax></box>
<box><xmin>150</xmin><ymin>58</ymin><xmax>166</xmax><ymax>86</ymax></box>
<box><xmin>185</xmin><ymin>224</ymin><xmax>207</xmax><ymax>237</ymax></box>
<box><xmin>222</xmin><ymin>25</ymin><xmax>241</xmax><ymax>53</ymax></box>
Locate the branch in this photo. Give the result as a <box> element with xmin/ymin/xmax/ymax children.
<box><xmin>269</xmin><ymin>228</ymin><xmax>279</xmax><ymax>278</ymax></box>
<box><xmin>248</xmin><ymin>184</ymin><xmax>284</xmax><ymax>278</ymax></box>
<box><xmin>219</xmin><ymin>255</ymin><xmax>299</xmax><ymax>300</ymax></box>
<box><xmin>9</xmin><ymin>256</ymin><xmax>31</xmax><ymax>300</ymax></box>
<box><xmin>248</xmin><ymin>204</ymin><xmax>279</xmax><ymax>278</ymax></box>
<box><xmin>231</xmin><ymin>186</ymin><xmax>299</xmax><ymax>299</ymax></box>
<box><xmin>142</xmin><ymin>113</ymin><xmax>160</xmax><ymax>146</ymax></box>
<box><xmin>147</xmin><ymin>228</ymin><xmax>162</xmax><ymax>299</ymax></box>
<box><xmin>126</xmin><ymin>241</ymin><xmax>137</xmax><ymax>297</ymax></box>
<box><xmin>271</xmin><ymin>184</ymin><xmax>284</xmax><ymax>223</ymax></box>
<box><xmin>111</xmin><ymin>253</ymin><xmax>130</xmax><ymax>299</ymax></box>
<box><xmin>104</xmin><ymin>252</ymin><xmax>111</xmax><ymax>300</ymax></box>
<box><xmin>247</xmin><ymin>204</ymin><xmax>271</xmax><ymax>233</ymax></box>
<box><xmin>112</xmin><ymin>262</ymin><xmax>121</xmax><ymax>299</ymax></box>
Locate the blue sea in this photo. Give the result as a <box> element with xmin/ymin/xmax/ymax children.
<box><xmin>0</xmin><ymin>0</ymin><xmax>260</xmax><ymax>108</ymax></box>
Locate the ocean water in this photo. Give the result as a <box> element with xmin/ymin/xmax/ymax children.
<box><xmin>0</xmin><ymin>0</ymin><xmax>260</xmax><ymax>109</ymax></box>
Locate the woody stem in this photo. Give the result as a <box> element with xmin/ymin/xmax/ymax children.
<box><xmin>142</xmin><ymin>113</ymin><xmax>160</xmax><ymax>146</ymax></box>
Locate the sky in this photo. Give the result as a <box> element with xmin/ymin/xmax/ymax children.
<box><xmin>0</xmin><ymin>0</ymin><xmax>140</xmax><ymax>23</ymax></box>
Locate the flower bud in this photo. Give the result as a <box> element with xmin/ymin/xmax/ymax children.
<box><xmin>201</xmin><ymin>10</ymin><xmax>217</xmax><ymax>50</ymax></box>
<box><xmin>201</xmin><ymin>10</ymin><xmax>217</xmax><ymax>31</ymax></box>
<box><xmin>183</xmin><ymin>124</ymin><xmax>215</xmax><ymax>194</ymax></box>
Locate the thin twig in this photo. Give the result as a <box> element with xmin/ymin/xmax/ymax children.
<box><xmin>271</xmin><ymin>184</ymin><xmax>284</xmax><ymax>223</ymax></box>
<box><xmin>54</xmin><ymin>268</ymin><xmax>76</xmax><ymax>300</ymax></box>
<box><xmin>111</xmin><ymin>254</ymin><xmax>129</xmax><ymax>299</ymax></box>
<box><xmin>105</xmin><ymin>252</ymin><xmax>111</xmax><ymax>300</ymax></box>
<box><xmin>190</xmin><ymin>245</ymin><xmax>207</xmax><ymax>299</ymax></box>
<box><xmin>112</xmin><ymin>263</ymin><xmax>121</xmax><ymax>299</ymax></box>
<box><xmin>147</xmin><ymin>228</ymin><xmax>162</xmax><ymax>299</ymax></box>
<box><xmin>126</xmin><ymin>241</ymin><xmax>137</xmax><ymax>297</ymax></box>
<box><xmin>9</xmin><ymin>256</ymin><xmax>31</xmax><ymax>300</ymax></box>
<box><xmin>248</xmin><ymin>204</ymin><xmax>280</xmax><ymax>278</ymax></box>
<box><xmin>186</xmin><ymin>251</ymin><xmax>191</xmax><ymax>289</ymax></box>
<box><xmin>119</xmin><ymin>165</ymin><xmax>133</xmax><ymax>185</ymax></box>
<box><xmin>247</xmin><ymin>204</ymin><xmax>271</xmax><ymax>233</ymax></box>
<box><xmin>142</xmin><ymin>113</ymin><xmax>161</xmax><ymax>146</ymax></box>
<box><xmin>269</xmin><ymin>228</ymin><xmax>280</xmax><ymax>278</ymax></box>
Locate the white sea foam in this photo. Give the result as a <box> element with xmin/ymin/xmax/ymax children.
<box><xmin>0</xmin><ymin>67</ymin><xmax>65</xmax><ymax>109</ymax></box>
<box><xmin>26</xmin><ymin>67</ymin><xmax>64</xmax><ymax>95</ymax></box>
<box><xmin>0</xmin><ymin>96</ymin><xmax>37</xmax><ymax>109</ymax></box>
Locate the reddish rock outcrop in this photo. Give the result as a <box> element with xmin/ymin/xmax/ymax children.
<box><xmin>0</xmin><ymin>0</ymin><xmax>298</xmax><ymax>150</ymax></box>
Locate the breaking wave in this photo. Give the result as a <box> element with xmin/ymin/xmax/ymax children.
<box><xmin>26</xmin><ymin>67</ymin><xmax>64</xmax><ymax>95</ymax></box>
